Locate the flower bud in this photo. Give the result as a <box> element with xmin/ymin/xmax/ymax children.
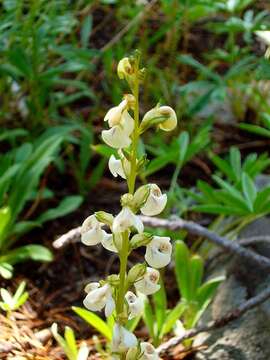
<box><xmin>140</xmin><ymin>184</ymin><xmax>167</xmax><ymax>216</ymax></box>
<box><xmin>117</xmin><ymin>57</ymin><xmax>133</xmax><ymax>80</ymax></box>
<box><xmin>127</xmin><ymin>263</ymin><xmax>147</xmax><ymax>284</ymax></box>
<box><xmin>113</xmin><ymin>207</ymin><xmax>144</xmax><ymax>234</ymax></box>
<box><xmin>140</xmin><ymin>342</ymin><xmax>158</xmax><ymax>360</ymax></box>
<box><xmin>133</xmin><ymin>185</ymin><xmax>150</xmax><ymax>211</ymax></box>
<box><xmin>130</xmin><ymin>233</ymin><xmax>153</xmax><ymax>249</ymax></box>
<box><xmin>135</xmin><ymin>267</ymin><xmax>160</xmax><ymax>295</ymax></box>
<box><xmin>95</xmin><ymin>211</ymin><xmax>114</xmax><ymax>227</ymax></box>
<box><xmin>80</xmin><ymin>215</ymin><xmax>108</xmax><ymax>246</ymax></box>
<box><xmin>121</xmin><ymin>193</ymin><xmax>134</xmax><ymax>208</ymax></box>
<box><xmin>125</xmin><ymin>291</ymin><xmax>144</xmax><ymax>319</ymax></box>
<box><xmin>145</xmin><ymin>236</ymin><xmax>172</xmax><ymax>269</ymax></box>
<box><xmin>112</xmin><ymin>324</ymin><xmax>138</xmax><ymax>353</ymax></box>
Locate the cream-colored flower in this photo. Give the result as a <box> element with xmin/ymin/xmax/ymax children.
<box><xmin>108</xmin><ymin>154</ymin><xmax>130</xmax><ymax>179</ymax></box>
<box><xmin>125</xmin><ymin>291</ymin><xmax>144</xmax><ymax>319</ymax></box>
<box><xmin>145</xmin><ymin>236</ymin><xmax>172</xmax><ymax>269</ymax></box>
<box><xmin>113</xmin><ymin>207</ymin><xmax>144</xmax><ymax>234</ymax></box>
<box><xmin>102</xmin><ymin>111</ymin><xmax>134</xmax><ymax>149</ymax></box>
<box><xmin>117</xmin><ymin>57</ymin><xmax>133</xmax><ymax>79</ymax></box>
<box><xmin>140</xmin><ymin>184</ymin><xmax>167</xmax><ymax>216</ymax></box>
<box><xmin>141</xmin><ymin>106</ymin><xmax>177</xmax><ymax>132</ymax></box>
<box><xmin>140</xmin><ymin>342</ymin><xmax>158</xmax><ymax>360</ymax></box>
<box><xmin>83</xmin><ymin>283</ymin><xmax>115</xmax><ymax>317</ymax></box>
<box><xmin>135</xmin><ymin>267</ymin><xmax>160</xmax><ymax>295</ymax></box>
<box><xmin>112</xmin><ymin>324</ymin><xmax>137</xmax><ymax>353</ymax></box>
<box><xmin>80</xmin><ymin>215</ymin><xmax>108</xmax><ymax>246</ymax></box>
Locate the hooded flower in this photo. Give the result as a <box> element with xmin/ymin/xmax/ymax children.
<box><xmin>140</xmin><ymin>342</ymin><xmax>158</xmax><ymax>360</ymax></box>
<box><xmin>81</xmin><ymin>215</ymin><xmax>108</xmax><ymax>246</ymax></box>
<box><xmin>125</xmin><ymin>291</ymin><xmax>144</xmax><ymax>319</ymax></box>
<box><xmin>113</xmin><ymin>207</ymin><xmax>144</xmax><ymax>234</ymax></box>
<box><xmin>111</xmin><ymin>324</ymin><xmax>138</xmax><ymax>353</ymax></box>
<box><xmin>102</xmin><ymin>98</ymin><xmax>135</xmax><ymax>149</ymax></box>
<box><xmin>83</xmin><ymin>283</ymin><xmax>115</xmax><ymax>317</ymax></box>
<box><xmin>140</xmin><ymin>184</ymin><xmax>167</xmax><ymax>216</ymax></box>
<box><xmin>108</xmin><ymin>154</ymin><xmax>130</xmax><ymax>179</ymax></box>
<box><xmin>135</xmin><ymin>267</ymin><xmax>160</xmax><ymax>295</ymax></box>
<box><xmin>145</xmin><ymin>236</ymin><xmax>172</xmax><ymax>269</ymax></box>
<box><xmin>141</xmin><ymin>105</ymin><xmax>177</xmax><ymax>132</ymax></box>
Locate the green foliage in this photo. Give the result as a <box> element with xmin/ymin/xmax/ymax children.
<box><xmin>0</xmin><ymin>128</ymin><xmax>83</xmax><ymax>278</ymax></box>
<box><xmin>0</xmin><ymin>281</ymin><xmax>28</xmax><ymax>313</ymax></box>
<box><xmin>51</xmin><ymin>323</ymin><xmax>89</xmax><ymax>360</ymax></box>
<box><xmin>142</xmin><ymin>242</ymin><xmax>223</xmax><ymax>346</ymax></box>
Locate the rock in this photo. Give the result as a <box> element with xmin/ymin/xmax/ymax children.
<box><xmin>194</xmin><ymin>217</ymin><xmax>270</xmax><ymax>360</ymax></box>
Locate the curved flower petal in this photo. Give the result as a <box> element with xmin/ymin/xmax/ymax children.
<box><xmin>140</xmin><ymin>342</ymin><xmax>158</xmax><ymax>360</ymax></box>
<box><xmin>109</xmin><ymin>155</ymin><xmax>126</xmax><ymax>179</ymax></box>
<box><xmin>81</xmin><ymin>215</ymin><xmax>105</xmax><ymax>246</ymax></box>
<box><xmin>102</xmin><ymin>126</ymin><xmax>132</xmax><ymax>149</ymax></box>
<box><xmin>145</xmin><ymin>236</ymin><xmax>172</xmax><ymax>269</ymax></box>
<box><xmin>158</xmin><ymin>106</ymin><xmax>177</xmax><ymax>131</ymax></box>
<box><xmin>104</xmin><ymin>292</ymin><xmax>116</xmax><ymax>317</ymax></box>
<box><xmin>125</xmin><ymin>291</ymin><xmax>144</xmax><ymax>319</ymax></box>
<box><xmin>112</xmin><ymin>324</ymin><xmax>138</xmax><ymax>353</ymax></box>
<box><xmin>140</xmin><ymin>184</ymin><xmax>167</xmax><ymax>216</ymax></box>
<box><xmin>101</xmin><ymin>233</ymin><xmax>118</xmax><ymax>253</ymax></box>
<box><xmin>135</xmin><ymin>267</ymin><xmax>160</xmax><ymax>295</ymax></box>
<box><xmin>121</xmin><ymin>111</ymin><xmax>134</xmax><ymax>135</ymax></box>
<box><xmin>104</xmin><ymin>99</ymin><xmax>127</xmax><ymax>127</ymax></box>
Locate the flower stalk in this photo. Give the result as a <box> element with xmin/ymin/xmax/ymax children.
<box><xmin>79</xmin><ymin>51</ymin><xmax>178</xmax><ymax>359</ymax></box>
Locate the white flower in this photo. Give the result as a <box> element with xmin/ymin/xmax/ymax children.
<box><xmin>256</xmin><ymin>30</ymin><xmax>270</xmax><ymax>46</ymax></box>
<box><xmin>135</xmin><ymin>267</ymin><xmax>160</xmax><ymax>295</ymax></box>
<box><xmin>140</xmin><ymin>342</ymin><xmax>158</xmax><ymax>360</ymax></box>
<box><xmin>101</xmin><ymin>233</ymin><xmax>118</xmax><ymax>253</ymax></box>
<box><xmin>80</xmin><ymin>215</ymin><xmax>108</xmax><ymax>246</ymax></box>
<box><xmin>125</xmin><ymin>291</ymin><xmax>144</xmax><ymax>319</ymax></box>
<box><xmin>83</xmin><ymin>283</ymin><xmax>115</xmax><ymax>317</ymax></box>
<box><xmin>145</xmin><ymin>236</ymin><xmax>172</xmax><ymax>269</ymax></box>
<box><xmin>102</xmin><ymin>100</ymin><xmax>134</xmax><ymax>149</ymax></box>
<box><xmin>108</xmin><ymin>154</ymin><xmax>130</xmax><ymax>179</ymax></box>
<box><xmin>140</xmin><ymin>184</ymin><xmax>167</xmax><ymax>216</ymax></box>
<box><xmin>113</xmin><ymin>207</ymin><xmax>144</xmax><ymax>234</ymax></box>
<box><xmin>77</xmin><ymin>342</ymin><xmax>90</xmax><ymax>360</ymax></box>
<box><xmin>112</xmin><ymin>324</ymin><xmax>137</xmax><ymax>353</ymax></box>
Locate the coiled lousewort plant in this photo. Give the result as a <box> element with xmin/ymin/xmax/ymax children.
<box><xmin>80</xmin><ymin>51</ymin><xmax>177</xmax><ymax>359</ymax></box>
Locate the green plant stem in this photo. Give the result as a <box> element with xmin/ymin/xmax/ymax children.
<box><xmin>117</xmin><ymin>231</ymin><xmax>129</xmax><ymax>319</ymax></box>
<box><xmin>128</xmin><ymin>65</ymin><xmax>140</xmax><ymax>195</ymax></box>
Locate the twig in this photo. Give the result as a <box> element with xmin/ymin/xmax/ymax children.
<box><xmin>53</xmin><ymin>216</ymin><xmax>270</xmax><ymax>269</ymax></box>
<box><xmin>157</xmin><ymin>283</ymin><xmax>270</xmax><ymax>355</ymax></box>
<box><xmin>141</xmin><ymin>216</ymin><xmax>270</xmax><ymax>269</ymax></box>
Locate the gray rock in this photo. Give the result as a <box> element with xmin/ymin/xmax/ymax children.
<box><xmin>194</xmin><ymin>218</ymin><xmax>270</xmax><ymax>360</ymax></box>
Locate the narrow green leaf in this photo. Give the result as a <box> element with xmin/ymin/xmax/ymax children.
<box><xmin>241</xmin><ymin>172</ymin><xmax>257</xmax><ymax>212</ymax></box>
<box><xmin>175</xmin><ymin>240</ymin><xmax>191</xmax><ymax>300</ymax></box>
<box><xmin>72</xmin><ymin>307</ymin><xmax>112</xmax><ymax>340</ymax></box>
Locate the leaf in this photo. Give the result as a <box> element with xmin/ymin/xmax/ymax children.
<box><xmin>153</xmin><ymin>279</ymin><xmax>167</xmax><ymax>334</ymax></box>
<box><xmin>177</xmin><ymin>132</ymin><xmax>189</xmax><ymax>166</ymax></box>
<box><xmin>241</xmin><ymin>172</ymin><xmax>257</xmax><ymax>212</ymax></box>
<box><xmin>210</xmin><ymin>153</ymin><xmax>236</xmax><ymax>182</ymax></box>
<box><xmin>160</xmin><ymin>302</ymin><xmax>186</xmax><ymax>337</ymax></box>
<box><xmin>64</xmin><ymin>327</ymin><xmax>78</xmax><ymax>359</ymax></box>
<box><xmin>0</xmin><ymin>263</ymin><xmax>13</xmax><ymax>279</ymax></box>
<box><xmin>196</xmin><ymin>276</ymin><xmax>225</xmax><ymax>309</ymax></box>
<box><xmin>142</xmin><ymin>296</ymin><xmax>155</xmax><ymax>340</ymax></box>
<box><xmin>0</xmin><ymin>207</ymin><xmax>11</xmax><ymax>240</ymax></box>
<box><xmin>37</xmin><ymin>196</ymin><xmax>83</xmax><ymax>223</ymax></box>
<box><xmin>0</xmin><ymin>245</ymin><xmax>53</xmax><ymax>265</ymax></box>
<box><xmin>191</xmin><ymin>204</ymin><xmax>246</xmax><ymax>216</ymax></box>
<box><xmin>72</xmin><ymin>307</ymin><xmax>112</xmax><ymax>340</ymax></box>
<box><xmin>189</xmin><ymin>255</ymin><xmax>204</xmax><ymax>300</ymax></box>
<box><xmin>230</xmin><ymin>147</ymin><xmax>241</xmax><ymax>182</ymax></box>
<box><xmin>239</xmin><ymin>123</ymin><xmax>270</xmax><ymax>138</ymax></box>
<box><xmin>81</xmin><ymin>15</ymin><xmax>92</xmax><ymax>48</ymax></box>
<box><xmin>175</xmin><ymin>240</ymin><xmax>191</xmax><ymax>300</ymax></box>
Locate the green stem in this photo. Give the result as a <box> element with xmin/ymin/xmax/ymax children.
<box><xmin>117</xmin><ymin>231</ymin><xmax>129</xmax><ymax>319</ymax></box>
